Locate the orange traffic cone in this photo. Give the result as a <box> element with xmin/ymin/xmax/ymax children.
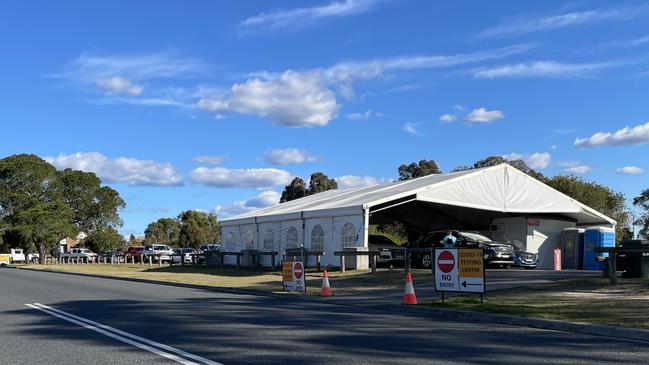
<box><xmin>402</xmin><ymin>271</ymin><xmax>417</xmax><ymax>305</ymax></box>
<box><xmin>321</xmin><ymin>270</ymin><xmax>333</xmax><ymax>297</ymax></box>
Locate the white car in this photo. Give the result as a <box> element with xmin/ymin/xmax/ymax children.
<box><xmin>2</xmin><ymin>248</ymin><xmax>39</xmax><ymax>263</ymax></box>
<box><xmin>171</xmin><ymin>248</ymin><xmax>197</xmax><ymax>264</ymax></box>
<box><xmin>143</xmin><ymin>244</ymin><xmax>174</xmax><ymax>263</ymax></box>
<box><xmin>61</xmin><ymin>248</ymin><xmax>98</xmax><ymax>261</ymax></box>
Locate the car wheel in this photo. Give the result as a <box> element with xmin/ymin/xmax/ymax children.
<box><xmin>421</xmin><ymin>254</ymin><xmax>432</xmax><ymax>269</ymax></box>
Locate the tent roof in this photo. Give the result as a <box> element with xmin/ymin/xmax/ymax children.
<box><xmin>220</xmin><ymin>164</ymin><xmax>616</xmax><ymax>227</ymax></box>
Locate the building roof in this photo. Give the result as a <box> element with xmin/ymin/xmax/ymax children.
<box><xmin>220</xmin><ymin>164</ymin><xmax>616</xmax><ymax>227</ymax></box>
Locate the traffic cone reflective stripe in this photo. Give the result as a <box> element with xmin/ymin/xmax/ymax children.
<box><xmin>402</xmin><ymin>271</ymin><xmax>417</xmax><ymax>305</ymax></box>
<box><xmin>321</xmin><ymin>270</ymin><xmax>333</xmax><ymax>297</ymax></box>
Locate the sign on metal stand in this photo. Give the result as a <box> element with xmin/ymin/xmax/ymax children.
<box><xmin>282</xmin><ymin>260</ymin><xmax>306</xmax><ymax>292</ymax></box>
<box><xmin>435</xmin><ymin>248</ymin><xmax>485</xmax><ymax>303</ymax></box>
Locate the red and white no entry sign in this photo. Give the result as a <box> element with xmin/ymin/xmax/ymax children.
<box><xmin>293</xmin><ymin>261</ymin><xmax>304</xmax><ymax>279</ymax></box>
<box><xmin>437</xmin><ymin>250</ymin><xmax>456</xmax><ymax>273</ymax></box>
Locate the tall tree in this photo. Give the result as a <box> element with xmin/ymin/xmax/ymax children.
<box><xmin>280</xmin><ymin>177</ymin><xmax>307</xmax><ymax>203</ymax></box>
<box><xmin>58</xmin><ymin>169</ymin><xmax>125</xmax><ymax>234</ymax></box>
<box><xmin>308</xmin><ymin>172</ymin><xmax>337</xmax><ymax>195</ymax></box>
<box><xmin>547</xmin><ymin>175</ymin><xmax>631</xmax><ymax>242</ymax></box>
<box><xmin>177</xmin><ymin>210</ymin><xmax>220</xmax><ymax>248</ymax></box>
<box><xmin>398</xmin><ymin>160</ymin><xmax>441</xmax><ymax>181</ymax></box>
<box><xmin>82</xmin><ymin>227</ymin><xmax>125</xmax><ymax>253</ymax></box>
<box><xmin>633</xmin><ymin>189</ymin><xmax>649</xmax><ymax>239</ymax></box>
<box><xmin>144</xmin><ymin>217</ymin><xmax>181</xmax><ymax>245</ymax></box>
<box><xmin>0</xmin><ymin>154</ymin><xmax>74</xmax><ymax>262</ymax></box>
<box><xmin>454</xmin><ymin>155</ymin><xmax>546</xmax><ymax>181</ymax></box>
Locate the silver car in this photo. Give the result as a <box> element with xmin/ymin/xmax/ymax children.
<box><xmin>143</xmin><ymin>244</ymin><xmax>174</xmax><ymax>263</ymax></box>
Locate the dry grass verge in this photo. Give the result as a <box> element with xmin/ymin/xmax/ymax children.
<box><xmin>428</xmin><ymin>278</ymin><xmax>649</xmax><ymax>329</ymax></box>
<box><xmin>17</xmin><ymin>263</ymin><xmax>417</xmax><ymax>295</ymax></box>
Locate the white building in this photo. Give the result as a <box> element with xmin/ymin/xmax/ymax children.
<box><xmin>220</xmin><ymin>164</ymin><xmax>615</xmax><ymax>269</ymax></box>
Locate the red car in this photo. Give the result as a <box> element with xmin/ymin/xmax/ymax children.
<box><xmin>125</xmin><ymin>246</ymin><xmax>145</xmax><ymax>263</ymax></box>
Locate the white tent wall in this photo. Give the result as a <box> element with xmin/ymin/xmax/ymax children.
<box><xmin>304</xmin><ymin>217</ymin><xmax>332</xmax><ymax>267</ymax></box>
<box><xmin>333</xmin><ymin>214</ymin><xmax>366</xmax><ymax>269</ymax></box>
<box><xmin>279</xmin><ymin>219</ymin><xmax>303</xmax><ymax>254</ymax></box>
<box><xmin>258</xmin><ymin>222</ymin><xmax>280</xmax><ymax>266</ymax></box>
<box><xmin>222</xmin><ymin>226</ymin><xmax>241</xmax><ymax>265</ymax></box>
<box><xmin>528</xmin><ymin>219</ymin><xmax>576</xmax><ymax>269</ymax></box>
<box><xmin>491</xmin><ymin>217</ymin><xmax>577</xmax><ymax>269</ymax></box>
<box><xmin>491</xmin><ymin>217</ymin><xmax>528</xmax><ymax>250</ymax></box>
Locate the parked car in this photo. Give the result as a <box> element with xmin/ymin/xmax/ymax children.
<box><xmin>125</xmin><ymin>246</ymin><xmax>145</xmax><ymax>263</ymax></box>
<box><xmin>198</xmin><ymin>244</ymin><xmax>221</xmax><ymax>254</ymax></box>
<box><xmin>143</xmin><ymin>244</ymin><xmax>174</xmax><ymax>263</ymax></box>
<box><xmin>368</xmin><ymin>235</ymin><xmax>405</xmax><ymax>266</ymax></box>
<box><xmin>0</xmin><ymin>248</ymin><xmax>39</xmax><ymax>264</ymax></box>
<box><xmin>409</xmin><ymin>230</ymin><xmax>515</xmax><ymax>269</ymax></box>
<box><xmin>171</xmin><ymin>248</ymin><xmax>197</xmax><ymax>264</ymax></box>
<box><xmin>60</xmin><ymin>248</ymin><xmax>98</xmax><ymax>261</ymax></box>
<box><xmin>98</xmin><ymin>251</ymin><xmax>121</xmax><ymax>262</ymax></box>
<box><xmin>197</xmin><ymin>244</ymin><xmax>221</xmax><ymax>264</ymax></box>
<box><xmin>513</xmin><ymin>250</ymin><xmax>539</xmax><ymax>269</ymax></box>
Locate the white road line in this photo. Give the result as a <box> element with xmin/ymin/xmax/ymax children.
<box><xmin>26</xmin><ymin>303</ymin><xmax>222</xmax><ymax>365</ymax></box>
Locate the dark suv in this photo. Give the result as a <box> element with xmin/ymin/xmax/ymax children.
<box><xmin>409</xmin><ymin>230</ymin><xmax>515</xmax><ymax>269</ymax></box>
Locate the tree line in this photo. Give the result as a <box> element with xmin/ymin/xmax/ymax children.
<box><xmin>279</xmin><ymin>156</ymin><xmax>648</xmax><ymax>241</ymax></box>
<box><xmin>0</xmin><ymin>154</ymin><xmax>125</xmax><ymax>262</ymax></box>
<box><xmin>144</xmin><ymin>210</ymin><xmax>220</xmax><ymax>248</ymax></box>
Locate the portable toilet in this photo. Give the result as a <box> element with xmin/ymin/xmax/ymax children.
<box><xmin>561</xmin><ymin>228</ymin><xmax>585</xmax><ymax>269</ymax></box>
<box><xmin>583</xmin><ymin>227</ymin><xmax>615</xmax><ymax>271</ymax></box>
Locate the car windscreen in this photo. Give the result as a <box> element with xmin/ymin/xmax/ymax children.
<box><xmin>182</xmin><ymin>248</ymin><xmax>194</xmax><ymax>253</ymax></box>
<box><xmin>459</xmin><ymin>232</ymin><xmax>492</xmax><ymax>243</ymax></box>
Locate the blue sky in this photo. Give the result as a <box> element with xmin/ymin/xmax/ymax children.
<box><xmin>1</xmin><ymin>0</ymin><xmax>648</xmax><ymax>237</ymax></box>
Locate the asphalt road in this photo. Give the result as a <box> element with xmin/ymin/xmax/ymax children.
<box><xmin>1</xmin><ymin>267</ymin><xmax>647</xmax><ymax>365</ymax></box>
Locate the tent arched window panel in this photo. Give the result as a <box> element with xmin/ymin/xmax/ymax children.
<box><xmin>311</xmin><ymin>224</ymin><xmax>325</xmax><ymax>251</ymax></box>
<box><xmin>242</xmin><ymin>230</ymin><xmax>254</xmax><ymax>249</ymax></box>
<box><xmin>286</xmin><ymin>226</ymin><xmax>299</xmax><ymax>249</ymax></box>
<box><xmin>225</xmin><ymin>232</ymin><xmax>238</xmax><ymax>251</ymax></box>
<box><xmin>263</xmin><ymin>229</ymin><xmax>274</xmax><ymax>251</ymax></box>
<box><xmin>341</xmin><ymin>222</ymin><xmax>358</xmax><ymax>248</ymax></box>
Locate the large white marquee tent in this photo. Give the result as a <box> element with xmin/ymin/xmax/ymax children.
<box><xmin>220</xmin><ymin>164</ymin><xmax>615</xmax><ymax>269</ymax></box>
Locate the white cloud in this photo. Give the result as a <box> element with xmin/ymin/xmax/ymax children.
<box><xmin>197</xmin><ymin>70</ymin><xmax>339</xmax><ymax>127</ymax></box>
<box><xmin>616</xmin><ymin>166</ymin><xmax>644</xmax><ymax>175</ymax></box>
<box><xmin>96</xmin><ymin>76</ymin><xmax>143</xmax><ymax>95</ymax></box>
<box><xmin>336</xmin><ymin>175</ymin><xmax>386</xmax><ymax>189</ymax></box>
<box><xmin>240</xmin><ymin>0</ymin><xmax>380</xmax><ymax>31</ymax></box>
<box><xmin>439</xmin><ymin>114</ymin><xmax>457</xmax><ymax>122</ymax></box>
<box><xmin>346</xmin><ymin>109</ymin><xmax>380</xmax><ymax>120</ymax></box>
<box><xmin>480</xmin><ymin>6</ymin><xmax>648</xmax><ymax>38</ymax></box>
<box><xmin>57</xmin><ymin>52</ymin><xmax>204</xmax><ymax>82</ymax></box>
<box><xmin>213</xmin><ymin>191</ymin><xmax>281</xmax><ymax>217</ymax></box>
<box><xmin>464</xmin><ymin>107</ymin><xmax>504</xmax><ymax>123</ymax></box>
<box><xmin>197</xmin><ymin>45</ymin><xmax>530</xmax><ymax>126</ymax></box>
<box><xmin>565</xmin><ymin>165</ymin><xmax>592</xmax><ymax>174</ymax></box>
<box><xmin>403</xmin><ymin>122</ymin><xmax>424</xmax><ymax>136</ymax></box>
<box><xmin>264</xmin><ymin>148</ymin><xmax>319</xmax><ymax>165</ymax></box>
<box><xmin>558</xmin><ymin>161</ymin><xmax>591</xmax><ymax>174</ymax></box>
<box><xmin>473</xmin><ymin>61</ymin><xmax>611</xmax><ymax>79</ymax></box>
<box><xmin>190</xmin><ymin>167</ymin><xmax>292</xmax><ymax>188</ymax></box>
<box><xmin>631</xmin><ymin>34</ymin><xmax>649</xmax><ymax>46</ymax></box>
<box><xmin>503</xmin><ymin>152</ymin><xmax>552</xmax><ymax>169</ymax></box>
<box><xmin>45</xmin><ymin>152</ymin><xmax>183</xmax><ymax>186</ymax></box>
<box><xmin>574</xmin><ymin>121</ymin><xmax>649</xmax><ymax>147</ymax></box>
<box><xmin>54</xmin><ymin>52</ymin><xmax>205</xmax><ymax>101</ymax></box>
<box><xmin>326</xmin><ymin>44</ymin><xmax>531</xmax><ymax>92</ymax></box>
<box><xmin>192</xmin><ymin>155</ymin><xmax>228</xmax><ymax>165</ymax></box>
<box><xmin>550</xmin><ymin>144</ymin><xmax>558</xmax><ymax>150</ymax></box>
